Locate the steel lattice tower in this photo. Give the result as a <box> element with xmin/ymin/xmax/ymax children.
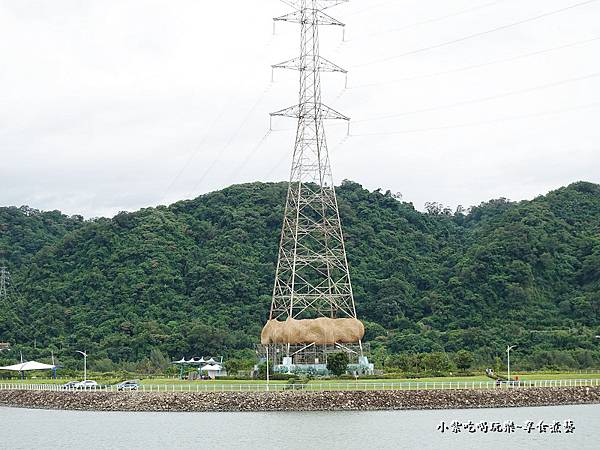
<box><xmin>0</xmin><ymin>265</ymin><xmax>24</xmax><ymax>350</ymax></box>
<box><xmin>0</xmin><ymin>267</ymin><xmax>13</xmax><ymax>351</ymax></box>
<box><xmin>269</xmin><ymin>0</ymin><xmax>357</xmax><ymax>325</ymax></box>
<box><xmin>0</xmin><ymin>267</ymin><xmax>9</xmax><ymax>301</ymax></box>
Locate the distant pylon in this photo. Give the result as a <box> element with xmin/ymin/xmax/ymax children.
<box><xmin>268</xmin><ymin>1</ymin><xmax>358</xmax><ymax>328</ymax></box>
<box><xmin>0</xmin><ymin>266</ymin><xmax>9</xmax><ymax>301</ymax></box>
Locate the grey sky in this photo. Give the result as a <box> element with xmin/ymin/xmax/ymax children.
<box><xmin>1</xmin><ymin>0</ymin><xmax>599</xmax><ymax>217</ymax></box>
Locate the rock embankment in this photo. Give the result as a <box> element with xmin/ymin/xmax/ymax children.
<box><xmin>1</xmin><ymin>387</ymin><xmax>599</xmax><ymax>412</ymax></box>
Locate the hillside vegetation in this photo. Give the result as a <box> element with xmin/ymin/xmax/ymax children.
<box><xmin>1</xmin><ymin>181</ymin><xmax>599</xmax><ymax>372</ymax></box>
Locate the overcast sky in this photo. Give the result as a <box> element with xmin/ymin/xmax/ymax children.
<box><xmin>1</xmin><ymin>0</ymin><xmax>599</xmax><ymax>217</ymax></box>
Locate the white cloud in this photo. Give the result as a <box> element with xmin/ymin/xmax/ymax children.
<box><xmin>1</xmin><ymin>0</ymin><xmax>599</xmax><ymax>217</ymax></box>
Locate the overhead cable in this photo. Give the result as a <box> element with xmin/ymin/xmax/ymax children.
<box><xmin>353</xmin><ymin>0</ymin><xmax>599</xmax><ymax>68</ymax></box>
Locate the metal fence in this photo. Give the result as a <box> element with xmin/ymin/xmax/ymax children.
<box><xmin>1</xmin><ymin>378</ymin><xmax>599</xmax><ymax>393</ymax></box>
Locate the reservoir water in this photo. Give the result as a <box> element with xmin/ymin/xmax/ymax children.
<box><xmin>1</xmin><ymin>404</ymin><xmax>598</xmax><ymax>449</ymax></box>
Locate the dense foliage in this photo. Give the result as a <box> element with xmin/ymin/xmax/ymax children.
<box><xmin>328</xmin><ymin>352</ymin><xmax>350</xmax><ymax>376</ymax></box>
<box><xmin>1</xmin><ymin>180</ymin><xmax>599</xmax><ymax>373</ymax></box>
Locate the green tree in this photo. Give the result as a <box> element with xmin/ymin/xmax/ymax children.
<box><xmin>148</xmin><ymin>348</ymin><xmax>170</xmax><ymax>372</ymax></box>
<box><xmin>257</xmin><ymin>361</ymin><xmax>272</xmax><ymax>380</ymax></box>
<box><xmin>423</xmin><ymin>352</ymin><xmax>451</xmax><ymax>373</ymax></box>
<box><xmin>3</xmin><ymin>180</ymin><xmax>600</xmax><ymax>371</ymax></box>
<box><xmin>454</xmin><ymin>350</ymin><xmax>474</xmax><ymax>371</ymax></box>
<box><xmin>327</xmin><ymin>352</ymin><xmax>350</xmax><ymax>376</ymax></box>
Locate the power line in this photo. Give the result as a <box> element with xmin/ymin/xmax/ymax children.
<box><xmin>189</xmin><ymin>81</ymin><xmax>274</xmax><ymax>196</ymax></box>
<box><xmin>349</xmin><ymin>35</ymin><xmax>600</xmax><ymax>89</ymax></box>
<box><xmin>360</xmin><ymin>0</ymin><xmax>503</xmax><ymax>40</ymax></box>
<box><xmin>349</xmin><ymin>101</ymin><xmax>600</xmax><ymax>137</ymax></box>
<box><xmin>264</xmin><ymin>129</ymin><xmax>349</xmax><ymax>182</ymax></box>
<box><xmin>345</xmin><ymin>0</ymin><xmax>395</xmax><ymax>17</ymax></box>
<box><xmin>227</xmin><ymin>129</ymin><xmax>272</xmax><ymax>181</ymax></box>
<box><xmin>353</xmin><ymin>0</ymin><xmax>599</xmax><ymax>68</ymax></box>
<box><xmin>268</xmin><ymin>119</ymin><xmax>349</xmax><ymax>134</ymax></box>
<box><xmin>161</xmin><ymin>100</ymin><xmax>232</xmax><ymax>201</ymax></box>
<box><xmin>264</xmin><ymin>150</ymin><xmax>290</xmax><ymax>180</ymax></box>
<box><xmin>353</xmin><ymin>71</ymin><xmax>600</xmax><ymax>123</ymax></box>
<box><xmin>162</xmin><ymin>32</ymin><xmax>278</xmax><ymax>201</ymax></box>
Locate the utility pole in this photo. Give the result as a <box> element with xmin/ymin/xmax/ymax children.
<box><xmin>507</xmin><ymin>345</ymin><xmax>516</xmax><ymax>382</ymax></box>
<box><xmin>77</xmin><ymin>350</ymin><xmax>88</xmax><ymax>381</ymax></box>
<box><xmin>266</xmin><ymin>346</ymin><xmax>270</xmax><ymax>391</ymax></box>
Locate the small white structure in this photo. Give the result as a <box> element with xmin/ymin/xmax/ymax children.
<box><xmin>172</xmin><ymin>356</ymin><xmax>226</xmax><ymax>379</ymax></box>
<box><xmin>0</xmin><ymin>361</ymin><xmax>56</xmax><ymax>372</ymax></box>
<box><xmin>200</xmin><ymin>363</ymin><xmax>224</xmax><ymax>380</ymax></box>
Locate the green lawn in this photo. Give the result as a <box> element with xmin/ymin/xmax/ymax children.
<box><xmin>139</xmin><ymin>378</ymin><xmax>289</xmax><ymax>385</ymax></box>
<box><xmin>514</xmin><ymin>372</ymin><xmax>600</xmax><ymax>381</ymax></box>
<box><xmin>3</xmin><ymin>372</ymin><xmax>599</xmax><ymax>387</ymax></box>
<box><xmin>140</xmin><ymin>376</ymin><xmax>494</xmax><ymax>385</ymax></box>
<box><xmin>0</xmin><ymin>378</ymin><xmax>118</xmax><ymax>385</ymax></box>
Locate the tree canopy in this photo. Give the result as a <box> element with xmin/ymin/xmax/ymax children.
<box><xmin>1</xmin><ymin>180</ymin><xmax>599</xmax><ymax>372</ymax></box>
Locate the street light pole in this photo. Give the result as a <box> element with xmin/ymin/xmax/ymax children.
<box><xmin>507</xmin><ymin>345</ymin><xmax>516</xmax><ymax>381</ymax></box>
<box><xmin>76</xmin><ymin>351</ymin><xmax>87</xmax><ymax>381</ymax></box>
<box><xmin>266</xmin><ymin>346</ymin><xmax>270</xmax><ymax>392</ymax></box>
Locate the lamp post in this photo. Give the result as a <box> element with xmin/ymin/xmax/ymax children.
<box><xmin>507</xmin><ymin>345</ymin><xmax>516</xmax><ymax>381</ymax></box>
<box><xmin>266</xmin><ymin>346</ymin><xmax>270</xmax><ymax>391</ymax></box>
<box><xmin>76</xmin><ymin>351</ymin><xmax>87</xmax><ymax>381</ymax></box>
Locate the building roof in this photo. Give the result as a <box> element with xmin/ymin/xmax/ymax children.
<box><xmin>200</xmin><ymin>364</ymin><xmax>222</xmax><ymax>371</ymax></box>
<box><xmin>0</xmin><ymin>361</ymin><xmax>56</xmax><ymax>371</ymax></box>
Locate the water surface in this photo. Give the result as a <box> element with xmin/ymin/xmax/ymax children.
<box><xmin>1</xmin><ymin>404</ymin><xmax>598</xmax><ymax>449</ymax></box>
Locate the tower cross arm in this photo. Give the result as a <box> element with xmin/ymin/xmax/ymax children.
<box><xmin>280</xmin><ymin>0</ymin><xmax>349</xmax><ymax>11</ymax></box>
<box><xmin>274</xmin><ymin>9</ymin><xmax>345</xmax><ymax>26</ymax></box>
<box><xmin>270</xmin><ymin>103</ymin><xmax>350</xmax><ymax>121</ymax></box>
<box><xmin>272</xmin><ymin>56</ymin><xmax>347</xmax><ymax>74</ymax></box>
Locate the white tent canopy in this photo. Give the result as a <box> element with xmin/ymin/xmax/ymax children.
<box><xmin>187</xmin><ymin>357</ymin><xmax>205</xmax><ymax>364</ymax></box>
<box><xmin>171</xmin><ymin>356</ymin><xmax>222</xmax><ymax>365</ymax></box>
<box><xmin>0</xmin><ymin>361</ymin><xmax>56</xmax><ymax>371</ymax></box>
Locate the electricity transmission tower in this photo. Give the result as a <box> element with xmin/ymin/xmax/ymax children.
<box><xmin>262</xmin><ymin>0</ymin><xmax>368</xmax><ymax>369</ymax></box>
<box><xmin>0</xmin><ymin>266</ymin><xmax>9</xmax><ymax>302</ymax></box>
<box><xmin>0</xmin><ymin>266</ymin><xmax>12</xmax><ymax>350</ymax></box>
<box><xmin>270</xmin><ymin>0</ymin><xmax>354</xmax><ymax>322</ymax></box>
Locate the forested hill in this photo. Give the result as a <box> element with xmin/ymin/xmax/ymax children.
<box><xmin>1</xmin><ymin>180</ymin><xmax>599</xmax><ymax>371</ymax></box>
